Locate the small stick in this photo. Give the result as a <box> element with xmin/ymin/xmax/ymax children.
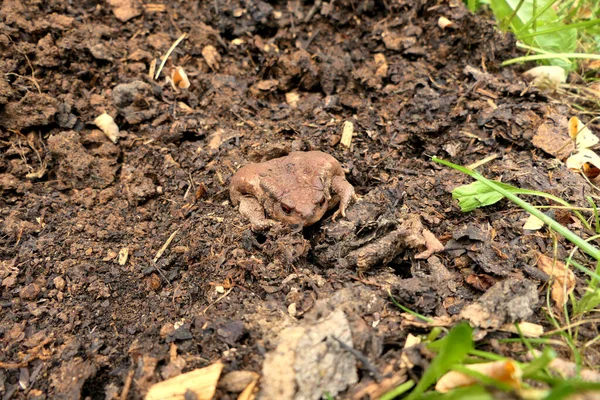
<box><xmin>119</xmin><ymin>369</ymin><xmax>135</xmax><ymax>400</ymax></box>
<box><xmin>154</xmin><ymin>229</ymin><xmax>179</xmax><ymax>263</ymax></box>
<box><xmin>467</xmin><ymin>153</ymin><xmax>499</xmax><ymax>170</ymax></box>
<box><xmin>332</xmin><ymin>335</ymin><xmax>383</xmax><ymax>382</ymax></box>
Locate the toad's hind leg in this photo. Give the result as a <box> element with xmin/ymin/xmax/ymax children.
<box><xmin>237</xmin><ymin>197</ymin><xmax>277</xmax><ymax>231</ymax></box>
<box><xmin>331</xmin><ymin>175</ymin><xmax>357</xmax><ymax>220</ymax></box>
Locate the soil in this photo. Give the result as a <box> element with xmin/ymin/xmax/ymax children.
<box><xmin>1</xmin><ymin>0</ymin><xmax>599</xmax><ymax>399</ymax></box>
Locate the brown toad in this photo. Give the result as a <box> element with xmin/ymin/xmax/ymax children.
<box><xmin>230</xmin><ymin>151</ymin><xmax>356</xmax><ymax>230</ymax></box>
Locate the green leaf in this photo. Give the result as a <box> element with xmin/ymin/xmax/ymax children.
<box><xmin>405</xmin><ymin>323</ymin><xmax>474</xmax><ymax>400</ymax></box>
<box><xmin>572</xmin><ymin>288</ymin><xmax>600</xmax><ymax>316</ymax></box>
<box><xmin>452</xmin><ymin>181</ymin><xmax>516</xmax><ymax>212</ymax></box>
<box><xmin>489</xmin><ymin>0</ymin><xmax>577</xmax><ymax>68</ymax></box>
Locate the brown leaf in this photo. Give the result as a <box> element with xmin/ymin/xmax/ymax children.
<box><xmin>414</xmin><ymin>229</ymin><xmax>444</xmax><ymax>259</ymax></box>
<box><xmin>202</xmin><ymin>45</ymin><xmax>221</xmax><ymax>70</ymax></box>
<box><xmin>145</xmin><ymin>362</ymin><xmax>223</xmax><ymax>400</ymax></box>
<box><xmin>531</xmin><ymin>116</ymin><xmax>573</xmax><ymax>160</ymax></box>
<box><xmin>536</xmin><ymin>253</ymin><xmax>575</xmax><ymax>310</ymax></box>
<box><xmin>466</xmin><ymin>273</ymin><xmax>495</xmax><ymax>291</ymax></box>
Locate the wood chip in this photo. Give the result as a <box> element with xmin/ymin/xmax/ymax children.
<box><xmin>340</xmin><ymin>121</ymin><xmax>354</xmax><ymax>148</ymax></box>
<box><xmin>118</xmin><ymin>248</ymin><xmax>129</xmax><ymax>265</ymax></box>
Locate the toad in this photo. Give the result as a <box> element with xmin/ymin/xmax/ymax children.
<box><xmin>230</xmin><ymin>151</ymin><xmax>356</xmax><ymax>230</ymax></box>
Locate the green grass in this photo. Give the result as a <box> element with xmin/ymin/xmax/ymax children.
<box><xmin>466</xmin><ymin>0</ymin><xmax>600</xmax><ymax>71</ymax></box>
<box><xmin>381</xmin><ymin>320</ymin><xmax>600</xmax><ymax>398</ymax></box>
<box><xmin>380</xmin><ymin>158</ymin><xmax>600</xmax><ymax>398</ymax></box>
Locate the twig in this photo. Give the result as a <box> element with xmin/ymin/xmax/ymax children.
<box><xmin>201</xmin><ymin>287</ymin><xmax>233</xmax><ymax>314</ymax></box>
<box><xmin>304</xmin><ymin>0</ymin><xmax>323</xmax><ymax>23</ymax></box>
<box><xmin>154</xmin><ymin>229</ymin><xmax>179</xmax><ymax>263</ymax></box>
<box><xmin>119</xmin><ymin>369</ymin><xmax>135</xmax><ymax>400</ymax></box>
<box><xmin>332</xmin><ymin>335</ymin><xmax>383</xmax><ymax>382</ymax></box>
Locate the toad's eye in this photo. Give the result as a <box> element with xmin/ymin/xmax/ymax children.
<box><xmin>319</xmin><ymin>198</ymin><xmax>326</xmax><ymax>207</ymax></box>
<box><xmin>281</xmin><ymin>204</ymin><xmax>292</xmax><ymax>215</ymax></box>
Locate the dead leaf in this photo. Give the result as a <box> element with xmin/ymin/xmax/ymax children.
<box><xmin>528</xmin><ymin>350</ymin><xmax>600</xmax><ymax>382</ymax></box>
<box><xmin>170</xmin><ymin>66</ymin><xmax>190</xmax><ymax>90</ymax></box>
<box><xmin>523</xmin><ymin>66</ymin><xmax>567</xmax><ymax>86</ymax></box>
<box><xmin>254</xmin><ymin>80</ymin><xmax>278</xmax><ymax>91</ymax></box>
<box><xmin>523</xmin><ymin>213</ymin><xmax>544</xmax><ymax>231</ymax></box>
<box><xmin>466</xmin><ymin>273</ymin><xmax>495</xmax><ymax>291</ymax></box>
<box><xmin>414</xmin><ymin>229</ymin><xmax>444</xmax><ymax>259</ymax></box>
<box><xmin>285</xmin><ymin>92</ymin><xmax>300</xmax><ymax>108</ymax></box>
<box><xmin>374</xmin><ymin>54</ymin><xmax>388</xmax><ymax>78</ymax></box>
<box><xmin>399</xmin><ymin>334</ymin><xmax>421</xmax><ymax>369</ymax></box>
<box><xmin>145</xmin><ymin>362</ymin><xmax>223</xmax><ymax>400</ymax></box>
<box><xmin>435</xmin><ymin>360</ymin><xmax>522</xmax><ymax>393</ymax></box>
<box><xmin>437</xmin><ymin>17</ymin><xmax>453</xmax><ymax>29</ymax></box>
<box><xmin>202</xmin><ymin>45</ymin><xmax>221</xmax><ymax>70</ymax></box>
<box><xmin>499</xmin><ymin>322</ymin><xmax>544</xmax><ymax>338</ymax></box>
<box><xmin>531</xmin><ymin>116</ymin><xmax>572</xmax><ymax>159</ymax></box>
<box><xmin>94</xmin><ymin>113</ymin><xmax>119</xmax><ymax>143</ymax></box>
<box><xmin>566</xmin><ymin>148</ymin><xmax>600</xmax><ymax>171</ymax></box>
<box><xmin>569</xmin><ymin>116</ymin><xmax>598</xmax><ymax>149</ymax></box>
<box><xmin>536</xmin><ymin>253</ymin><xmax>575</xmax><ymax>310</ymax></box>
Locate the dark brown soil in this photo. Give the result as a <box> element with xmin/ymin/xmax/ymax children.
<box><xmin>1</xmin><ymin>0</ymin><xmax>599</xmax><ymax>399</ymax></box>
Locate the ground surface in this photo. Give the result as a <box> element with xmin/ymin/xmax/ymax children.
<box><xmin>1</xmin><ymin>0</ymin><xmax>599</xmax><ymax>399</ymax></box>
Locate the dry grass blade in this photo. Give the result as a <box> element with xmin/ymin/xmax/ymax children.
<box><xmin>155</xmin><ymin>33</ymin><xmax>187</xmax><ymax>80</ymax></box>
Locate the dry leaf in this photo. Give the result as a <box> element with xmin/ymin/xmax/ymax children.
<box><xmin>400</xmin><ymin>334</ymin><xmax>421</xmax><ymax>369</ymax></box>
<box><xmin>285</xmin><ymin>92</ymin><xmax>300</xmax><ymax>108</ymax></box>
<box><xmin>523</xmin><ymin>66</ymin><xmax>567</xmax><ymax>86</ymax></box>
<box><xmin>202</xmin><ymin>45</ymin><xmax>221</xmax><ymax>70</ymax></box>
<box><xmin>438</xmin><ymin>16</ymin><xmax>453</xmax><ymax>29</ymax></box>
<box><xmin>466</xmin><ymin>273</ymin><xmax>495</xmax><ymax>291</ymax></box>
<box><xmin>435</xmin><ymin>360</ymin><xmax>522</xmax><ymax>393</ymax></box>
<box><xmin>499</xmin><ymin>322</ymin><xmax>544</xmax><ymax>338</ymax></box>
<box><xmin>531</xmin><ymin>116</ymin><xmax>573</xmax><ymax>159</ymax></box>
<box><xmin>341</xmin><ymin>121</ymin><xmax>354</xmax><ymax>148</ymax></box>
<box><xmin>374</xmin><ymin>53</ymin><xmax>388</xmax><ymax>78</ymax></box>
<box><xmin>171</xmin><ymin>66</ymin><xmax>190</xmax><ymax>89</ymax></box>
<box><xmin>523</xmin><ymin>213</ymin><xmax>544</xmax><ymax>231</ymax></box>
<box><xmin>566</xmin><ymin>148</ymin><xmax>600</xmax><ymax>171</ymax></box>
<box><xmin>568</xmin><ymin>116</ymin><xmax>598</xmax><ymax>149</ymax></box>
<box><xmin>118</xmin><ymin>248</ymin><xmax>129</xmax><ymax>265</ymax></box>
<box><xmin>536</xmin><ymin>253</ymin><xmax>575</xmax><ymax>310</ymax></box>
<box><xmin>529</xmin><ymin>350</ymin><xmax>600</xmax><ymax>382</ymax></box>
<box><xmin>254</xmin><ymin>80</ymin><xmax>278</xmax><ymax>91</ymax></box>
<box><xmin>145</xmin><ymin>361</ymin><xmax>223</xmax><ymax>400</ymax></box>
<box><xmin>414</xmin><ymin>229</ymin><xmax>444</xmax><ymax>259</ymax></box>
<box><xmin>94</xmin><ymin>112</ymin><xmax>119</xmax><ymax>143</ymax></box>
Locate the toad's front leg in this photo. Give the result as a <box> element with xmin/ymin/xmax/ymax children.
<box><xmin>331</xmin><ymin>175</ymin><xmax>357</xmax><ymax>220</ymax></box>
<box><xmin>237</xmin><ymin>196</ymin><xmax>278</xmax><ymax>231</ymax></box>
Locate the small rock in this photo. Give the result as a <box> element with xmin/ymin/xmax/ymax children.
<box><xmin>88</xmin><ymin>43</ymin><xmax>113</xmax><ymax>61</ymax></box>
<box><xmin>106</xmin><ymin>0</ymin><xmax>143</xmax><ymax>22</ymax></box>
<box><xmin>53</xmin><ymin>276</ymin><xmax>66</xmax><ymax>291</ymax></box>
<box><xmin>20</xmin><ymin>283</ymin><xmax>41</xmax><ymax>300</ymax></box>
<box><xmin>112</xmin><ymin>81</ymin><xmax>151</xmax><ymax>108</ymax></box>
